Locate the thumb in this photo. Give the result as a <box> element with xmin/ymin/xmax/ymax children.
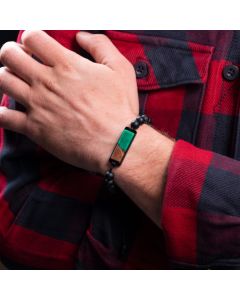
<box><xmin>76</xmin><ymin>31</ymin><xmax>125</xmax><ymax>69</ymax></box>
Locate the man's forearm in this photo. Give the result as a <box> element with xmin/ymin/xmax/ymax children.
<box><xmin>113</xmin><ymin>124</ymin><xmax>175</xmax><ymax>227</ymax></box>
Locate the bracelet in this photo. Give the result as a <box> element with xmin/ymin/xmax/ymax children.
<box><xmin>104</xmin><ymin>114</ymin><xmax>152</xmax><ymax>193</ymax></box>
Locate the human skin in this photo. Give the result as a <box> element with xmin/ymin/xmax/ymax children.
<box><xmin>0</xmin><ymin>31</ymin><xmax>174</xmax><ymax>227</ymax></box>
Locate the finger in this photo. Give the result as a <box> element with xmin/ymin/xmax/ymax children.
<box><xmin>76</xmin><ymin>32</ymin><xmax>127</xmax><ymax>69</ymax></box>
<box><xmin>0</xmin><ymin>67</ymin><xmax>31</xmax><ymax>108</ymax></box>
<box><xmin>0</xmin><ymin>106</ymin><xmax>27</xmax><ymax>134</ymax></box>
<box><xmin>21</xmin><ymin>30</ymin><xmax>72</xmax><ymax>67</ymax></box>
<box><xmin>0</xmin><ymin>41</ymin><xmax>45</xmax><ymax>84</ymax></box>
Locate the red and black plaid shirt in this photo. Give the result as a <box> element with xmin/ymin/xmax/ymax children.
<box><xmin>1</xmin><ymin>30</ymin><xmax>240</xmax><ymax>269</ymax></box>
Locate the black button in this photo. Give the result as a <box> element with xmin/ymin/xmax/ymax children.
<box><xmin>222</xmin><ymin>65</ymin><xmax>240</xmax><ymax>81</ymax></box>
<box><xmin>134</xmin><ymin>61</ymin><xmax>149</xmax><ymax>79</ymax></box>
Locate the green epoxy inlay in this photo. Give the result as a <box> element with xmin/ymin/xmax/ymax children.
<box><xmin>117</xmin><ymin>129</ymin><xmax>135</xmax><ymax>152</ymax></box>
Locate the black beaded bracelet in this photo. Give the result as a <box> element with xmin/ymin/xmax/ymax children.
<box><xmin>104</xmin><ymin>114</ymin><xmax>151</xmax><ymax>193</ymax></box>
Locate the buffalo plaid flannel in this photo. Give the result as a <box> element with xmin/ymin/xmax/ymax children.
<box><xmin>1</xmin><ymin>30</ymin><xmax>240</xmax><ymax>269</ymax></box>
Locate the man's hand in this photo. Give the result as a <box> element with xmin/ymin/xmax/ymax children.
<box><xmin>0</xmin><ymin>30</ymin><xmax>175</xmax><ymax>226</ymax></box>
<box><xmin>0</xmin><ymin>30</ymin><xmax>139</xmax><ymax>174</ymax></box>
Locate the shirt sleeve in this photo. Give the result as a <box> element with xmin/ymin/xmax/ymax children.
<box><xmin>161</xmin><ymin>139</ymin><xmax>240</xmax><ymax>269</ymax></box>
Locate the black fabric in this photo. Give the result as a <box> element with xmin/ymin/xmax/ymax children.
<box><xmin>0</xmin><ymin>31</ymin><xmax>18</xmax><ymax>66</ymax></box>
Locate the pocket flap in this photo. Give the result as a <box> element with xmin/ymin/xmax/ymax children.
<box><xmin>105</xmin><ymin>31</ymin><xmax>214</xmax><ymax>91</ymax></box>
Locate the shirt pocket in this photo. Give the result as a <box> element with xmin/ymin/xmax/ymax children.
<box><xmin>105</xmin><ymin>30</ymin><xmax>215</xmax><ymax>143</ymax></box>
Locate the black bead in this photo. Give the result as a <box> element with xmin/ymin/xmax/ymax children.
<box><xmin>143</xmin><ymin>115</ymin><xmax>151</xmax><ymax>124</ymax></box>
<box><xmin>105</xmin><ymin>170</ymin><xmax>114</xmax><ymax>180</ymax></box>
<box><xmin>141</xmin><ymin>114</ymin><xmax>149</xmax><ymax>123</ymax></box>
<box><xmin>107</xmin><ymin>183</ymin><xmax>116</xmax><ymax>193</ymax></box>
<box><xmin>104</xmin><ymin>178</ymin><xmax>111</xmax><ymax>185</ymax></box>
<box><xmin>147</xmin><ymin>117</ymin><xmax>152</xmax><ymax>124</ymax></box>
<box><xmin>107</xmin><ymin>179</ymin><xmax>114</xmax><ymax>186</ymax></box>
<box><xmin>137</xmin><ymin>116</ymin><xmax>145</xmax><ymax>124</ymax></box>
<box><xmin>131</xmin><ymin>120</ymin><xmax>140</xmax><ymax>129</ymax></box>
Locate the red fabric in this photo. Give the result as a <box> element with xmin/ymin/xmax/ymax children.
<box><xmin>2</xmin><ymin>225</ymin><xmax>76</xmax><ymax>269</ymax></box>
<box><xmin>145</xmin><ymin>87</ymin><xmax>185</xmax><ymax>138</ymax></box>
<box><xmin>162</xmin><ymin>140</ymin><xmax>212</xmax><ymax>264</ymax></box>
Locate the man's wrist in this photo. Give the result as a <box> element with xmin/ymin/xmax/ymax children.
<box><xmin>106</xmin><ymin>123</ymin><xmax>175</xmax><ymax>226</ymax></box>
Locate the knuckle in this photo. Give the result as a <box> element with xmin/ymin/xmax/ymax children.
<box><xmin>42</xmin><ymin>77</ymin><xmax>58</xmax><ymax>92</ymax></box>
<box><xmin>58</xmin><ymin>60</ymin><xmax>73</xmax><ymax>73</ymax></box>
<box><xmin>117</xmin><ymin>57</ymin><xmax>135</xmax><ymax>77</ymax></box>
<box><xmin>0</xmin><ymin>42</ymin><xmax>17</xmax><ymax>63</ymax></box>
<box><xmin>111</xmin><ymin>57</ymin><xmax>124</xmax><ymax>68</ymax></box>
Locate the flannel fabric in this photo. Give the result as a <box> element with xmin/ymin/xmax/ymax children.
<box><xmin>1</xmin><ymin>30</ymin><xmax>240</xmax><ymax>269</ymax></box>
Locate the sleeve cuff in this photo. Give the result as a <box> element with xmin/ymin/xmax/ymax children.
<box><xmin>161</xmin><ymin>139</ymin><xmax>212</xmax><ymax>265</ymax></box>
